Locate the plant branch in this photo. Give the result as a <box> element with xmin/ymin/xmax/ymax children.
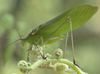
<box><xmin>19</xmin><ymin>59</ymin><xmax>87</xmax><ymax>74</ymax></box>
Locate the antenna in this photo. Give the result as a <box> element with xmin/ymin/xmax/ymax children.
<box><xmin>14</xmin><ymin>26</ymin><xmax>22</xmax><ymax>39</ymax></box>
<box><xmin>0</xmin><ymin>27</ymin><xmax>22</xmax><ymax>53</ymax></box>
<box><xmin>0</xmin><ymin>39</ymin><xmax>21</xmax><ymax>53</ymax></box>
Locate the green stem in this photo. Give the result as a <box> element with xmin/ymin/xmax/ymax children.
<box><xmin>24</xmin><ymin>59</ymin><xmax>86</xmax><ymax>74</ymax></box>
<box><xmin>58</xmin><ymin>59</ymin><xmax>86</xmax><ymax>74</ymax></box>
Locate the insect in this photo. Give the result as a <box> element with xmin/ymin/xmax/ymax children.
<box><xmin>3</xmin><ymin>5</ymin><xmax>98</xmax><ymax>62</ymax></box>
<box><xmin>21</xmin><ymin>5</ymin><xmax>98</xmax><ymax>47</ymax></box>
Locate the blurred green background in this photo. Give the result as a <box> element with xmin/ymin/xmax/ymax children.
<box><xmin>0</xmin><ymin>0</ymin><xmax>100</xmax><ymax>74</ymax></box>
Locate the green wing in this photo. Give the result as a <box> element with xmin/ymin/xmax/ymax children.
<box><xmin>35</xmin><ymin>5</ymin><xmax>98</xmax><ymax>38</ymax></box>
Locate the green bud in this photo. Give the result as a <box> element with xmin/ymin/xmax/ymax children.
<box><xmin>18</xmin><ymin>60</ymin><xmax>27</xmax><ymax>67</ymax></box>
<box><xmin>54</xmin><ymin>63</ymin><xmax>68</xmax><ymax>74</ymax></box>
<box><xmin>27</xmin><ymin>62</ymin><xmax>31</xmax><ymax>66</ymax></box>
<box><xmin>19</xmin><ymin>69</ymin><xmax>27</xmax><ymax>73</ymax></box>
<box><xmin>18</xmin><ymin>60</ymin><xmax>31</xmax><ymax>73</ymax></box>
<box><xmin>54</xmin><ymin>48</ymin><xmax>63</xmax><ymax>58</ymax></box>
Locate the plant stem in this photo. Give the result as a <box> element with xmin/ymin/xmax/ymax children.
<box><xmin>25</xmin><ymin>59</ymin><xmax>86</xmax><ymax>74</ymax></box>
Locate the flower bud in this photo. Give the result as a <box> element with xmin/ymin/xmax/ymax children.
<box><xmin>54</xmin><ymin>63</ymin><xmax>68</xmax><ymax>74</ymax></box>
<box><xmin>18</xmin><ymin>60</ymin><xmax>31</xmax><ymax>73</ymax></box>
<box><xmin>54</xmin><ymin>48</ymin><xmax>63</xmax><ymax>58</ymax></box>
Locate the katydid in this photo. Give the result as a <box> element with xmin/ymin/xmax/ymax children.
<box><xmin>21</xmin><ymin>5</ymin><xmax>98</xmax><ymax>47</ymax></box>
<box><xmin>2</xmin><ymin>5</ymin><xmax>98</xmax><ymax>62</ymax></box>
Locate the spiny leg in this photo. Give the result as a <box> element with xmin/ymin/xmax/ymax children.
<box><xmin>68</xmin><ymin>16</ymin><xmax>82</xmax><ymax>69</ymax></box>
<box><xmin>63</xmin><ymin>33</ymin><xmax>69</xmax><ymax>58</ymax></box>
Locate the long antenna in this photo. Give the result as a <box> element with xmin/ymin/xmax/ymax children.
<box><xmin>68</xmin><ymin>16</ymin><xmax>76</xmax><ymax>64</ymax></box>
<box><xmin>0</xmin><ymin>27</ymin><xmax>22</xmax><ymax>53</ymax></box>
<box><xmin>0</xmin><ymin>39</ymin><xmax>21</xmax><ymax>53</ymax></box>
<box><xmin>14</xmin><ymin>27</ymin><xmax>22</xmax><ymax>39</ymax></box>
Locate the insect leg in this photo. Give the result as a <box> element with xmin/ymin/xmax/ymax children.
<box><xmin>41</xmin><ymin>36</ymin><xmax>47</xmax><ymax>59</ymax></box>
<box><xmin>63</xmin><ymin>33</ymin><xmax>69</xmax><ymax>58</ymax></box>
<box><xmin>35</xmin><ymin>42</ymin><xmax>45</xmax><ymax>59</ymax></box>
<box><xmin>35</xmin><ymin>37</ymin><xmax>47</xmax><ymax>59</ymax></box>
<box><xmin>68</xmin><ymin>16</ymin><xmax>76</xmax><ymax>64</ymax></box>
<box><xmin>68</xmin><ymin>16</ymin><xmax>82</xmax><ymax>69</ymax></box>
<box><xmin>41</xmin><ymin>36</ymin><xmax>44</xmax><ymax>56</ymax></box>
<box><xmin>27</xmin><ymin>45</ymin><xmax>32</xmax><ymax>62</ymax></box>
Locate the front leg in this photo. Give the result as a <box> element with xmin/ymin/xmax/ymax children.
<box><xmin>27</xmin><ymin>45</ymin><xmax>33</xmax><ymax>62</ymax></box>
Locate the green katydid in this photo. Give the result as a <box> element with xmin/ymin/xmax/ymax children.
<box><xmin>3</xmin><ymin>5</ymin><xmax>98</xmax><ymax>63</ymax></box>
<box><xmin>21</xmin><ymin>5</ymin><xmax>98</xmax><ymax>46</ymax></box>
